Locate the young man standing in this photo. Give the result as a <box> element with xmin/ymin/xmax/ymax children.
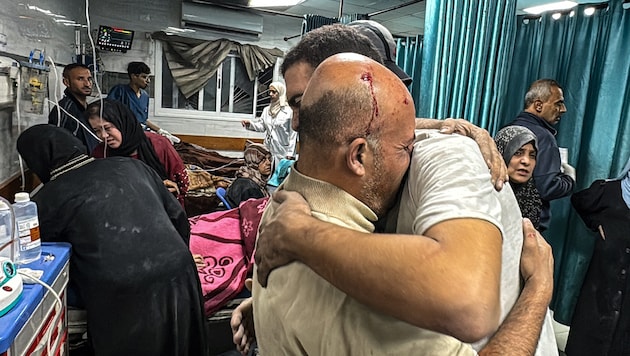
<box><xmin>108</xmin><ymin>61</ymin><xmax>179</xmax><ymax>143</ymax></box>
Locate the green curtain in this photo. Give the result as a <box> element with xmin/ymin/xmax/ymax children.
<box><xmin>419</xmin><ymin>0</ymin><xmax>517</xmax><ymax>131</ymax></box>
<box><xmin>339</xmin><ymin>14</ymin><xmax>369</xmax><ymax>24</ymax></box>
<box><xmin>301</xmin><ymin>14</ymin><xmax>338</xmax><ymax>34</ymax></box>
<box><xmin>396</xmin><ymin>36</ymin><xmax>423</xmax><ymax>100</ymax></box>
<box><xmin>301</xmin><ymin>14</ymin><xmax>369</xmax><ymax>34</ymax></box>
<box><xmin>498</xmin><ymin>0</ymin><xmax>630</xmax><ymax>324</ymax></box>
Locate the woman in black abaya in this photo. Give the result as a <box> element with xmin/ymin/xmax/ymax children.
<box><xmin>566</xmin><ymin>159</ymin><xmax>630</xmax><ymax>356</ymax></box>
<box><xmin>17</xmin><ymin>124</ymin><xmax>208</xmax><ymax>356</ymax></box>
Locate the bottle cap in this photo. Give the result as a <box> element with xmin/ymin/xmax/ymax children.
<box><xmin>14</xmin><ymin>192</ymin><xmax>31</xmax><ymax>203</ymax></box>
<box><xmin>0</xmin><ymin>201</ymin><xmax>8</xmax><ymax>209</ymax></box>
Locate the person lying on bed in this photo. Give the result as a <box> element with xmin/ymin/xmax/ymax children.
<box><xmin>87</xmin><ymin>99</ymin><xmax>189</xmax><ymax>208</ymax></box>
<box><xmin>226</xmin><ymin>141</ymin><xmax>272</xmax><ymax>208</ymax></box>
<box><xmin>17</xmin><ymin>124</ymin><xmax>208</xmax><ymax>356</ymax></box>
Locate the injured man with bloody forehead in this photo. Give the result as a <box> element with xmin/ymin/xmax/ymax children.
<box><xmin>250</xmin><ymin>53</ymin><xmax>557</xmax><ymax>355</ymax></box>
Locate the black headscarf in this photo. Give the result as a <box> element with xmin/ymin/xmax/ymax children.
<box><xmin>87</xmin><ymin>99</ymin><xmax>168</xmax><ymax>180</ymax></box>
<box><xmin>17</xmin><ymin>124</ymin><xmax>89</xmax><ymax>183</ymax></box>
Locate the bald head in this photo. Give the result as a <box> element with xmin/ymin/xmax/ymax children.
<box><xmin>299</xmin><ymin>53</ymin><xmax>413</xmax><ymax>147</ymax></box>
<box><xmin>297</xmin><ymin>53</ymin><xmax>416</xmax><ymax>217</ymax></box>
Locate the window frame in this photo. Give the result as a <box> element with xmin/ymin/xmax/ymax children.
<box><xmin>153</xmin><ymin>41</ymin><xmax>261</xmax><ymax>121</ymax></box>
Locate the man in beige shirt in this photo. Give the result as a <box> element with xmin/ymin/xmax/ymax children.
<box><xmin>253</xmin><ymin>53</ymin><xmax>480</xmax><ymax>355</ymax></box>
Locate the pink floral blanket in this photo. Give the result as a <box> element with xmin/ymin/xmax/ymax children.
<box><xmin>189</xmin><ymin>197</ymin><xmax>268</xmax><ymax>315</ymax></box>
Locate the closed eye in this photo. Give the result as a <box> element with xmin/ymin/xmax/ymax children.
<box><xmin>402</xmin><ymin>136</ymin><xmax>416</xmax><ymax>154</ymax></box>
<box><xmin>288</xmin><ymin>94</ymin><xmax>303</xmax><ymax>110</ymax></box>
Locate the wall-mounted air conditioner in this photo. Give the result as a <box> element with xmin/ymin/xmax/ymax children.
<box><xmin>181</xmin><ymin>2</ymin><xmax>264</xmax><ymax>40</ymax></box>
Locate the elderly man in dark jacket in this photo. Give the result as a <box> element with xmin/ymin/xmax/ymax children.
<box><xmin>507</xmin><ymin>79</ymin><xmax>575</xmax><ymax>232</ymax></box>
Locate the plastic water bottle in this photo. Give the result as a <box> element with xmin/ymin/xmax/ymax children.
<box><xmin>13</xmin><ymin>192</ymin><xmax>41</xmax><ymax>264</ymax></box>
<box><xmin>0</xmin><ymin>201</ymin><xmax>15</xmax><ymax>261</ymax></box>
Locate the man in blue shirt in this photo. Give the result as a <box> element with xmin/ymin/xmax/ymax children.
<box><xmin>108</xmin><ymin>61</ymin><xmax>179</xmax><ymax>143</ymax></box>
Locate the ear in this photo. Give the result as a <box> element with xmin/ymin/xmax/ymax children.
<box><xmin>347</xmin><ymin>137</ymin><xmax>368</xmax><ymax>177</ymax></box>
<box><xmin>62</xmin><ymin>77</ymin><xmax>69</xmax><ymax>87</ymax></box>
<box><xmin>534</xmin><ymin>99</ymin><xmax>543</xmax><ymax>112</ymax></box>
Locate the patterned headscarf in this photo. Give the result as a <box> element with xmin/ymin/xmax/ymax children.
<box><xmin>268</xmin><ymin>82</ymin><xmax>288</xmax><ymax>118</ymax></box>
<box><xmin>495</xmin><ymin>126</ymin><xmax>538</xmax><ymax>165</ymax></box>
<box><xmin>495</xmin><ymin>126</ymin><xmax>543</xmax><ymax>229</ymax></box>
<box><xmin>236</xmin><ymin>141</ymin><xmax>272</xmax><ymax>195</ymax></box>
<box><xmin>87</xmin><ymin>99</ymin><xmax>168</xmax><ymax>180</ymax></box>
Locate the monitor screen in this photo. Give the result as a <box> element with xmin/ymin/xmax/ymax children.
<box><xmin>97</xmin><ymin>26</ymin><xmax>134</xmax><ymax>53</ymax></box>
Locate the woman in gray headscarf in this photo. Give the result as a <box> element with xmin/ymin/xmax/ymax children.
<box><xmin>494</xmin><ymin>125</ymin><xmax>543</xmax><ymax>230</ymax></box>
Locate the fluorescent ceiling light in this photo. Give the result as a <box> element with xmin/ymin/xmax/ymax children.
<box><xmin>28</xmin><ymin>5</ymin><xmax>52</xmax><ymax>15</ymax></box>
<box><xmin>248</xmin><ymin>0</ymin><xmax>305</xmax><ymax>7</ymax></box>
<box><xmin>523</xmin><ymin>1</ymin><xmax>577</xmax><ymax>15</ymax></box>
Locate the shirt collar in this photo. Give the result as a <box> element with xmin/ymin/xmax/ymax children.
<box><xmin>281</xmin><ymin>167</ymin><xmax>378</xmax><ymax>232</ymax></box>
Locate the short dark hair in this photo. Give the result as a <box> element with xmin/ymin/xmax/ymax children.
<box><xmin>127</xmin><ymin>62</ymin><xmax>151</xmax><ymax>77</ymax></box>
<box><xmin>281</xmin><ymin>24</ymin><xmax>383</xmax><ymax>76</ymax></box>
<box><xmin>524</xmin><ymin>79</ymin><xmax>562</xmax><ymax>109</ymax></box>
<box><xmin>62</xmin><ymin>63</ymin><xmax>90</xmax><ymax>79</ymax></box>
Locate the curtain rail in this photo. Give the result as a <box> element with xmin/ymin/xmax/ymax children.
<box><xmin>368</xmin><ymin>0</ymin><xmax>423</xmax><ymax>17</ymax></box>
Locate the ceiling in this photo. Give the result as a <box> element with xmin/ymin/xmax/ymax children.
<box><xmin>257</xmin><ymin>0</ymin><xmax>599</xmax><ymax>37</ymax></box>
<box><xmin>284</xmin><ymin>0</ymin><xmax>426</xmax><ymax>37</ymax></box>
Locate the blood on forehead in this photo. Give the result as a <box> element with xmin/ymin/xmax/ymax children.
<box><xmin>361</xmin><ymin>71</ymin><xmax>379</xmax><ymax>136</ymax></box>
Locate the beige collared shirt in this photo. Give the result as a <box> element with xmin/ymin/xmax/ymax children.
<box><xmin>252</xmin><ymin>167</ymin><xmax>475</xmax><ymax>355</ymax></box>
